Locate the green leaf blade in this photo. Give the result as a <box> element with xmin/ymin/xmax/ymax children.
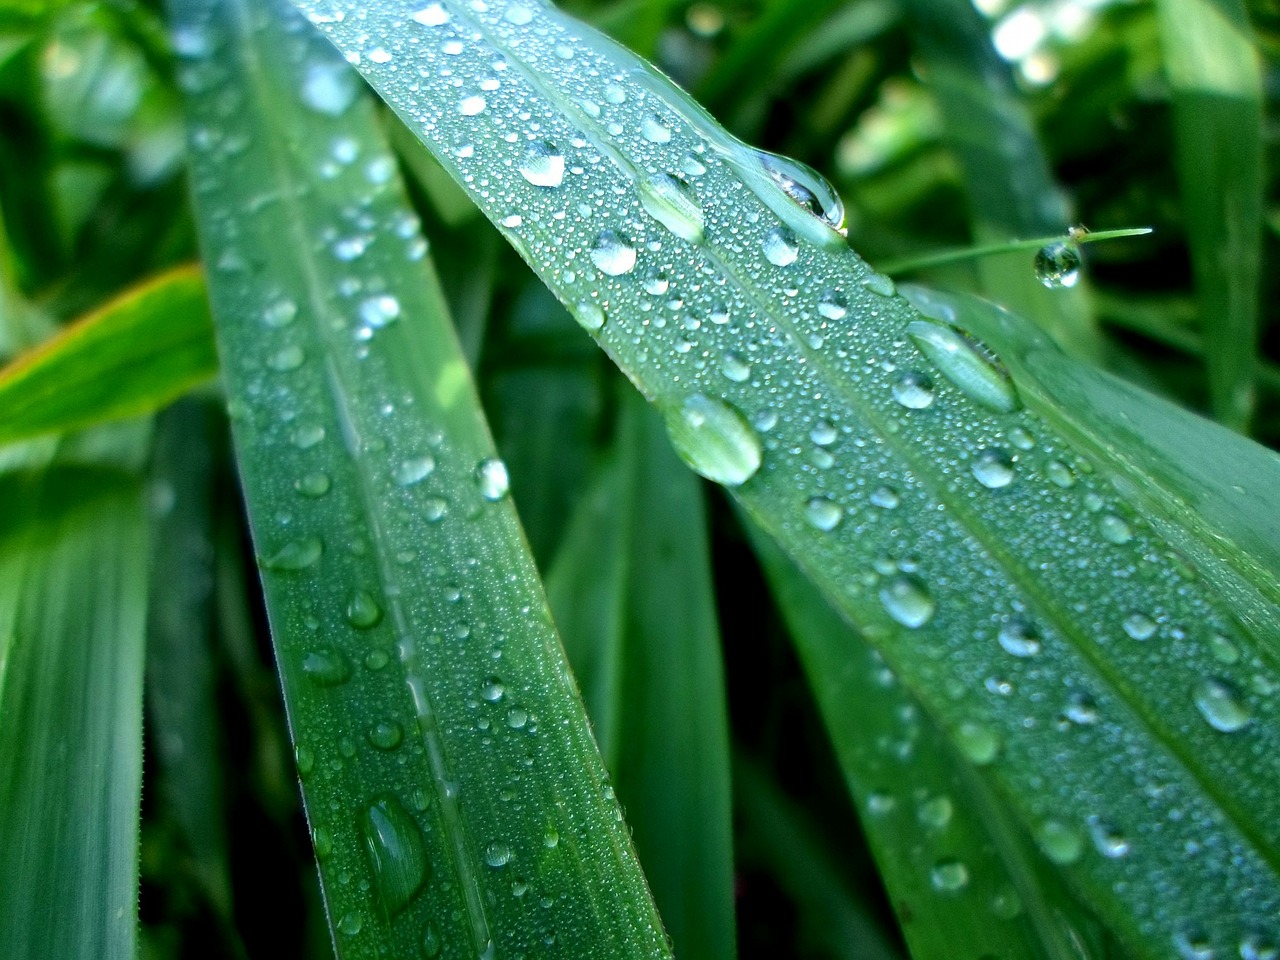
<box><xmin>171</xmin><ymin>0</ymin><xmax>671</xmax><ymax>956</ymax></box>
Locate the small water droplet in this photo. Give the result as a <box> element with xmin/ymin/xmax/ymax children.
<box><xmin>1099</xmin><ymin>514</ymin><xmax>1133</xmax><ymax>545</ymax></box>
<box><xmin>458</xmin><ymin>94</ymin><xmax>486</xmax><ymax>116</ymax></box>
<box><xmin>869</xmin><ymin>486</ymin><xmax>900</xmax><ymax>509</ymax></box>
<box><xmin>1036</xmin><ymin>820</ymin><xmax>1084</xmax><ymax>864</ymax></box>
<box><xmin>263</xmin><ymin>298</ymin><xmax>298</xmax><ymax>327</ymax></box>
<box><xmin>663</xmin><ymin>394</ymin><xmax>762</xmax><ymax>487</ymax></box>
<box><xmin>303</xmin><ymin>648</ymin><xmax>351</xmax><ymax>686</ymax></box>
<box><xmin>590</xmin><ymin>229</ymin><xmax>637</xmax><ymax>276</ymax></box>
<box><xmin>804</xmin><ymin>496</ymin><xmax>842</xmax><ymax>531</ymax></box>
<box><xmin>267</xmin><ymin>345</ymin><xmax>305</xmax><ymax>372</ymax></box>
<box><xmin>481</xmin><ymin>676</ymin><xmax>505</xmax><ymax>702</ymax></box>
<box><xmin>972</xmin><ymin>448</ymin><xmax>1016</xmax><ymax>489</ymax></box>
<box><xmin>573</xmin><ymin>299</ymin><xmax>605</xmax><ymax>331</ymax></box>
<box><xmin>906</xmin><ymin>320</ymin><xmax>1020</xmax><ymax>413</ymax></box>
<box><xmin>879</xmin><ymin>574</ymin><xmax>935</xmax><ymax>628</ymax></box>
<box><xmin>518</xmin><ymin>140</ymin><xmax>565</xmax><ymax>188</ymax></box>
<box><xmin>301</xmin><ymin>62</ymin><xmax>357</xmax><ymax>115</ymax></box>
<box><xmin>362</xmin><ymin>796</ymin><xmax>430</xmax><ymax>916</ymax></box>
<box><xmin>929</xmin><ymin>858</ymin><xmax>969</xmax><ymax>892</ymax></box>
<box><xmin>638</xmin><ymin>173</ymin><xmax>704</xmax><ymax>243</ymax></box>
<box><xmin>543</xmin><ymin>826</ymin><xmax>559</xmax><ymax>848</ymax></box>
<box><xmin>393</xmin><ymin>456</ymin><xmax>436</xmax><ymax>487</ymax></box>
<box><xmin>368</xmin><ymin>720</ymin><xmax>403</xmax><ymax>750</ymax></box>
<box><xmin>1034</xmin><ymin>241</ymin><xmax>1082</xmax><ymax>289</ymax></box>
<box><xmin>817</xmin><ymin>289</ymin><xmax>847</xmax><ymax>320</ymax></box>
<box><xmin>423</xmin><ymin>497</ymin><xmax>448</xmax><ymax>522</ymax></box>
<box><xmin>1122</xmin><ymin>612</ymin><xmax>1157</xmax><ymax>641</ymax></box>
<box><xmin>1087</xmin><ymin>816</ymin><xmax>1130</xmax><ymax>858</ymax></box>
<box><xmin>891</xmin><ymin>371</ymin><xmax>936</xmax><ymax>410</ymax></box>
<box><xmin>421</xmin><ymin>921</ymin><xmax>443</xmax><ymax>958</ymax></box>
<box><xmin>998</xmin><ymin>617</ymin><xmax>1041</xmax><ymax>657</ymax></box>
<box><xmin>484</xmin><ymin>840</ymin><xmax>513</xmax><ymax>867</ymax></box>
<box><xmin>1193</xmin><ymin>677</ymin><xmax>1251</xmax><ymax>732</ymax></box>
<box><xmin>918</xmin><ymin>794</ymin><xmax>953</xmax><ymax>829</ymax></box>
<box><xmin>640</xmin><ymin>115</ymin><xmax>671</xmax><ymax>143</ymax></box>
<box><xmin>262</xmin><ymin>536</ymin><xmax>323</xmax><ymax>571</ymax></box>
<box><xmin>337</xmin><ymin>911</ymin><xmax>364</xmax><ymax>936</ymax></box>
<box><xmin>762</xmin><ymin>226</ymin><xmax>799</xmax><ymax>266</ymax></box>
<box><xmin>955</xmin><ymin>721</ymin><xmax>999</xmax><ymax>764</ymax></box>
<box><xmin>475</xmin><ymin>458</ymin><xmax>510</xmax><ymax>501</ymax></box>
<box><xmin>295</xmin><ymin>472</ymin><xmax>332</xmax><ymax>497</ymax></box>
<box><xmin>347</xmin><ymin>589</ymin><xmax>383</xmax><ymax>629</ymax></box>
<box><xmin>412</xmin><ymin>3</ymin><xmax>449</xmax><ymax>26</ymax></box>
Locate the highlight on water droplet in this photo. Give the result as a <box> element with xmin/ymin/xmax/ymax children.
<box><xmin>475</xmin><ymin>457</ymin><xmax>511</xmax><ymax>501</ymax></box>
<box><xmin>590</xmin><ymin>229</ymin><xmax>638</xmax><ymax>276</ymax></box>
<box><xmin>662</xmin><ymin>393</ymin><xmax>762</xmax><ymax>487</ymax></box>
<box><xmin>638</xmin><ymin>173</ymin><xmax>705</xmax><ymax>243</ymax></box>
<box><xmin>817</xmin><ymin>288</ymin><xmax>847</xmax><ymax>320</ymax></box>
<box><xmin>878</xmin><ymin>573</ymin><xmax>935</xmax><ymax>628</ymax></box>
<box><xmin>262</xmin><ymin>536</ymin><xmax>323</xmax><ymax>571</ymax></box>
<box><xmin>929</xmin><ymin>858</ymin><xmax>969</xmax><ymax>893</ymax></box>
<box><xmin>574</xmin><ymin>299</ymin><xmax>605</xmax><ymax>331</ymax></box>
<box><xmin>761</xmin><ymin>225</ymin><xmax>799</xmax><ymax>266</ymax></box>
<box><xmin>362</xmin><ymin>796</ymin><xmax>431</xmax><ymax>916</ymax></box>
<box><xmin>346</xmin><ymin>589</ymin><xmax>383</xmax><ymax>629</ymax></box>
<box><xmin>518</xmin><ymin>140</ymin><xmax>565</xmax><ymax>188</ymax></box>
<box><xmin>1192</xmin><ymin>677</ymin><xmax>1251</xmax><ymax>732</ymax></box>
<box><xmin>1034</xmin><ymin>240</ymin><xmax>1082</xmax><ymax>289</ymax></box>
<box><xmin>394</xmin><ymin>455</ymin><xmax>436</xmax><ymax>487</ymax></box>
<box><xmin>997</xmin><ymin>617</ymin><xmax>1041</xmax><ymax>657</ymax></box>
<box><xmin>892</xmin><ymin>371</ymin><xmax>936</xmax><ymax>410</ymax></box>
<box><xmin>484</xmin><ymin>840</ymin><xmax>513</xmax><ymax>867</ymax></box>
<box><xmin>972</xmin><ymin>447</ymin><xmax>1016</xmax><ymax>489</ymax></box>
<box><xmin>804</xmin><ymin>496</ymin><xmax>842</xmax><ymax>532</ymax></box>
<box><xmin>906</xmin><ymin>319</ymin><xmax>1021</xmax><ymax>414</ymax></box>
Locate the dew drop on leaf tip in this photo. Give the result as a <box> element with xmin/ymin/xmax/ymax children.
<box><xmin>1034</xmin><ymin>240</ymin><xmax>1081</xmax><ymax>289</ymax></box>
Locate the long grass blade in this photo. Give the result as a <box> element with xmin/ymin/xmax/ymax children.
<box><xmin>170</xmin><ymin>0</ymin><xmax>671</xmax><ymax>955</ymax></box>
<box><xmin>293</xmin><ymin>1</ymin><xmax>1280</xmax><ymax>954</ymax></box>
<box><xmin>1153</xmin><ymin>0</ymin><xmax>1264</xmax><ymax>429</ymax></box>
<box><xmin>547</xmin><ymin>388</ymin><xmax>735</xmax><ymax>960</ymax></box>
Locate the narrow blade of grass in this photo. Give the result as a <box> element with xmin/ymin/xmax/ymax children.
<box><xmin>547</xmin><ymin>388</ymin><xmax>735</xmax><ymax>960</ymax></box>
<box><xmin>296</xmin><ymin>1</ymin><xmax>1280</xmax><ymax>954</ymax></box>
<box><xmin>0</xmin><ymin>457</ymin><xmax>149</xmax><ymax>960</ymax></box>
<box><xmin>171</xmin><ymin>0</ymin><xmax>671</xmax><ymax>956</ymax></box>
<box><xmin>0</xmin><ymin>265</ymin><xmax>215</xmax><ymax>447</ymax></box>
<box><xmin>1154</xmin><ymin>0</ymin><xmax>1264</xmax><ymax>429</ymax></box>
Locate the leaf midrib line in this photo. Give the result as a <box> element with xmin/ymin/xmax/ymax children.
<box><xmin>438</xmin><ymin>0</ymin><xmax>1279</xmax><ymax>879</ymax></box>
<box><xmin>222</xmin><ymin>2</ymin><xmax>493</xmax><ymax>951</ymax></box>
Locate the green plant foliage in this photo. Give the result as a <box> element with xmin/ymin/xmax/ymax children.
<box><xmin>171</xmin><ymin>0</ymin><xmax>669</xmax><ymax>956</ymax></box>
<box><xmin>290</xmin><ymin>1</ymin><xmax>1280</xmax><ymax>955</ymax></box>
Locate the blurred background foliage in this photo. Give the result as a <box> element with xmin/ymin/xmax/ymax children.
<box><xmin>0</xmin><ymin>0</ymin><xmax>1275</xmax><ymax>956</ymax></box>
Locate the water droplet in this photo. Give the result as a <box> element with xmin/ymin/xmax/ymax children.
<box><xmin>368</xmin><ymin>720</ymin><xmax>404</xmax><ymax>750</ymax></box>
<box><xmin>972</xmin><ymin>448</ymin><xmax>1016</xmax><ymax>489</ymax></box>
<box><xmin>360</xmin><ymin>294</ymin><xmax>401</xmax><ymax>328</ymax></box>
<box><xmin>891</xmin><ymin>371</ymin><xmax>936</xmax><ymax>410</ymax></box>
<box><xmin>878</xmin><ymin>574</ymin><xmax>935</xmax><ymax>628</ymax></box>
<box><xmin>1036</xmin><ymin>820</ymin><xmax>1084</xmax><ymax>864</ymax></box>
<box><xmin>751</xmin><ymin>148</ymin><xmax>845</xmax><ymax>234</ymax></box>
<box><xmin>998</xmin><ymin>617</ymin><xmax>1041</xmax><ymax>657</ymax></box>
<box><xmin>393</xmin><ymin>456</ymin><xmax>436</xmax><ymax>487</ymax></box>
<box><xmin>421</xmin><ymin>922</ymin><xmax>443</xmax><ymax>958</ymax></box>
<box><xmin>267</xmin><ymin>345</ymin><xmax>305</xmax><ymax>371</ymax></box>
<box><xmin>762</xmin><ymin>226</ymin><xmax>799</xmax><ymax>266</ymax></box>
<box><xmin>481</xmin><ymin>676</ymin><xmax>505</xmax><ymax>702</ymax></box>
<box><xmin>1087</xmin><ymin>816</ymin><xmax>1130</xmax><ymax>858</ymax></box>
<box><xmin>817</xmin><ymin>289</ymin><xmax>847</xmax><ymax>320</ymax></box>
<box><xmin>412</xmin><ymin>3</ymin><xmax>449</xmax><ymax>25</ymax></box>
<box><xmin>518</xmin><ymin>140</ymin><xmax>565</xmax><ymax>188</ymax></box>
<box><xmin>1193</xmin><ymin>677</ymin><xmax>1251</xmax><ymax>732</ymax></box>
<box><xmin>295</xmin><ymin>744</ymin><xmax>315</xmax><ymax>776</ymax></box>
<box><xmin>866</xmin><ymin>791</ymin><xmax>896</xmax><ymax>814</ymax></box>
<box><xmin>1173</xmin><ymin>928</ymin><xmax>1215</xmax><ymax>960</ymax></box>
<box><xmin>1208</xmin><ymin>632</ymin><xmax>1240</xmax><ymax>665</ymax></box>
<box><xmin>862</xmin><ymin>272</ymin><xmax>896</xmax><ymax>297</ymax></box>
<box><xmin>918</xmin><ymin>795</ymin><xmax>953</xmax><ymax>829</ymax></box>
<box><xmin>262</xmin><ymin>536</ymin><xmax>323</xmax><ymax>571</ymax></box>
<box><xmin>1122</xmin><ymin>612</ymin><xmax>1157</xmax><ymax>641</ymax></box>
<box><xmin>1099</xmin><ymin>514</ymin><xmax>1133</xmax><ymax>545</ymax></box>
<box><xmin>475</xmin><ymin>458</ymin><xmax>510</xmax><ymax>501</ymax></box>
<box><xmin>810</xmin><ymin>420</ymin><xmax>838</xmax><ymax>446</ymax></box>
<box><xmin>292</xmin><ymin>423</ymin><xmax>326</xmax><ymax>449</ymax></box>
<box><xmin>295</xmin><ymin>472</ymin><xmax>332</xmax><ymax>497</ymax></box>
<box><xmin>301</xmin><ymin>62</ymin><xmax>357</xmax><ymax>115</ymax></box>
<box><xmin>263</xmin><ymin>298</ymin><xmax>298</xmax><ymax>327</ymax></box>
<box><xmin>640</xmin><ymin>115</ymin><xmax>671</xmax><ymax>143</ymax></box>
<box><xmin>362</xmin><ymin>797</ymin><xmax>430</xmax><ymax>916</ymax></box>
<box><xmin>955</xmin><ymin>721</ymin><xmax>999</xmax><ymax>764</ymax></box>
<box><xmin>906</xmin><ymin>320</ymin><xmax>1021</xmax><ymax>413</ymax></box>
<box><xmin>1034</xmin><ymin>241</ymin><xmax>1082</xmax><ymax>289</ymax></box>
<box><xmin>504</xmin><ymin>3</ymin><xmax>533</xmax><ymax>24</ymax></box>
<box><xmin>337</xmin><ymin>911</ymin><xmax>363</xmax><ymax>936</ymax></box>
<box><xmin>804</xmin><ymin>496</ymin><xmax>842</xmax><ymax>531</ymax></box>
<box><xmin>720</xmin><ymin>351</ymin><xmax>751</xmax><ymax>382</ymax></box>
<box><xmin>347</xmin><ymin>589</ymin><xmax>383</xmax><ymax>629</ymax></box>
<box><xmin>929</xmin><ymin>858</ymin><xmax>969</xmax><ymax>892</ymax></box>
<box><xmin>638</xmin><ymin>173</ymin><xmax>705</xmax><ymax>243</ymax></box>
<box><xmin>507</xmin><ymin>706</ymin><xmax>529</xmax><ymax>729</ymax></box>
<box><xmin>458</xmin><ymin>94</ymin><xmax>486</xmax><ymax>116</ymax></box>
<box><xmin>313</xmin><ymin>825</ymin><xmax>333</xmax><ymax>859</ymax></box>
<box><xmin>1045</xmin><ymin>459</ymin><xmax>1075</xmax><ymax>488</ymax></box>
<box><xmin>663</xmin><ymin>394</ymin><xmax>762</xmax><ymax>487</ymax></box>
<box><xmin>573</xmin><ymin>299</ymin><xmax>605</xmax><ymax>331</ymax></box>
<box><xmin>1240</xmin><ymin>934</ymin><xmax>1278</xmax><ymax>960</ymax></box>
<box><xmin>303</xmin><ymin>648</ymin><xmax>351</xmax><ymax>686</ymax></box>
<box><xmin>590</xmin><ymin>229</ymin><xmax>637</xmax><ymax>276</ymax></box>
<box><xmin>423</xmin><ymin>497</ymin><xmax>447</xmax><ymax>521</ymax></box>
<box><xmin>543</xmin><ymin>826</ymin><xmax>559</xmax><ymax>848</ymax></box>
<box><xmin>642</xmin><ymin>269</ymin><xmax>670</xmax><ymax>295</ymax></box>
<box><xmin>484</xmin><ymin>840</ymin><xmax>513</xmax><ymax>867</ymax></box>
<box><xmin>869</xmin><ymin>486</ymin><xmax>900</xmax><ymax>509</ymax></box>
<box><xmin>1063</xmin><ymin>691</ymin><xmax>1099</xmax><ymax>725</ymax></box>
<box><xmin>990</xmin><ymin>886</ymin><xmax>1022</xmax><ymax>920</ymax></box>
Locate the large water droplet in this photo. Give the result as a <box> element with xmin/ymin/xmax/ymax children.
<box><xmin>804</xmin><ymin>496</ymin><xmax>842</xmax><ymax>532</ymax></box>
<box><xmin>590</xmin><ymin>229</ymin><xmax>638</xmax><ymax>275</ymax></box>
<box><xmin>817</xmin><ymin>289</ymin><xmax>847</xmax><ymax>320</ymax></box>
<box><xmin>906</xmin><ymin>320</ymin><xmax>1021</xmax><ymax>414</ymax></box>
<box><xmin>475</xmin><ymin>458</ymin><xmax>510</xmax><ymax>501</ymax></box>
<box><xmin>267</xmin><ymin>345</ymin><xmax>305</xmax><ymax>371</ymax></box>
<box><xmin>1034</xmin><ymin>241</ymin><xmax>1081</xmax><ymax>289</ymax></box>
<box><xmin>262</xmin><ymin>536</ymin><xmax>323</xmax><ymax>571</ymax></box>
<box><xmin>955</xmin><ymin>721</ymin><xmax>999</xmax><ymax>764</ymax></box>
<box><xmin>750</xmin><ymin>148</ymin><xmax>846</xmax><ymax>234</ymax></box>
<box><xmin>1087</xmin><ymin>816</ymin><xmax>1130</xmax><ymax>858</ymax></box>
<box><xmin>640</xmin><ymin>115</ymin><xmax>671</xmax><ymax>143</ymax></box>
<box><xmin>998</xmin><ymin>617</ymin><xmax>1041</xmax><ymax>657</ymax></box>
<box><xmin>362</xmin><ymin>796</ymin><xmax>430</xmax><ymax>916</ymax></box>
<box><xmin>1036</xmin><ymin>820</ymin><xmax>1084</xmax><ymax>864</ymax></box>
<box><xmin>1193</xmin><ymin>677</ymin><xmax>1251</xmax><ymax>732</ymax></box>
<box><xmin>892</xmin><ymin>371</ymin><xmax>936</xmax><ymax>410</ymax></box>
<box><xmin>295</xmin><ymin>472</ymin><xmax>332</xmax><ymax>497</ymax></box>
<box><xmin>458</xmin><ymin>94</ymin><xmax>486</xmax><ymax>116</ymax></box>
<box><xmin>303</xmin><ymin>648</ymin><xmax>351</xmax><ymax>686</ymax></box>
<box><xmin>573</xmin><ymin>299</ymin><xmax>605</xmax><ymax>331</ymax></box>
<box><xmin>518</xmin><ymin>141</ymin><xmax>565</xmax><ymax>188</ymax></box>
<box><xmin>638</xmin><ymin>173</ymin><xmax>705</xmax><ymax>243</ymax></box>
<box><xmin>1122</xmin><ymin>612</ymin><xmax>1157</xmax><ymax>641</ymax></box>
<box><xmin>360</xmin><ymin>294</ymin><xmax>401</xmax><ymax>328</ymax></box>
<box><xmin>337</xmin><ymin>912</ymin><xmax>363</xmax><ymax>936</ymax></box>
<box><xmin>761</xmin><ymin>226</ymin><xmax>799</xmax><ymax>266</ymax></box>
<box><xmin>347</xmin><ymin>589</ymin><xmax>383</xmax><ymax>629</ymax></box>
<box><xmin>484</xmin><ymin>840</ymin><xmax>513</xmax><ymax>867</ymax></box>
<box><xmin>394</xmin><ymin>456</ymin><xmax>436</xmax><ymax>487</ymax></box>
<box><xmin>663</xmin><ymin>394</ymin><xmax>762</xmax><ymax>487</ymax></box>
<box><xmin>421</xmin><ymin>922</ymin><xmax>443</xmax><ymax>958</ymax></box>
<box><xmin>972</xmin><ymin>448</ymin><xmax>1016</xmax><ymax>489</ymax></box>
<box><xmin>1239</xmin><ymin>934</ymin><xmax>1277</xmax><ymax>960</ymax></box>
<box><xmin>878</xmin><ymin>574</ymin><xmax>935</xmax><ymax>628</ymax></box>
<box><xmin>929</xmin><ymin>858</ymin><xmax>969</xmax><ymax>892</ymax></box>
<box><xmin>720</xmin><ymin>351</ymin><xmax>751</xmax><ymax>382</ymax></box>
<box><xmin>918</xmin><ymin>794</ymin><xmax>953</xmax><ymax>829</ymax></box>
<box><xmin>1173</xmin><ymin>928</ymin><xmax>1215</xmax><ymax>960</ymax></box>
<box><xmin>368</xmin><ymin>720</ymin><xmax>403</xmax><ymax>750</ymax></box>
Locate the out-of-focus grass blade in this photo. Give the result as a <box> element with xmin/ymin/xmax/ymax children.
<box><xmin>0</xmin><ymin>266</ymin><xmax>215</xmax><ymax>446</ymax></box>
<box><xmin>747</xmin><ymin>522</ymin><xmax>1110</xmax><ymax>960</ymax></box>
<box><xmin>296</xmin><ymin>1</ymin><xmax>1280</xmax><ymax>954</ymax></box>
<box><xmin>733</xmin><ymin>757</ymin><xmax>902</xmax><ymax>960</ymax></box>
<box><xmin>171</xmin><ymin>0</ymin><xmax>671</xmax><ymax>956</ymax></box>
<box><xmin>1154</xmin><ymin>0</ymin><xmax>1263</xmax><ymax>429</ymax></box>
<box><xmin>902</xmin><ymin>0</ymin><xmax>1099</xmax><ymax>359</ymax></box>
<box><xmin>547</xmin><ymin>388</ymin><xmax>735</xmax><ymax>960</ymax></box>
<box><xmin>0</xmin><ymin>450</ymin><xmax>149</xmax><ymax>960</ymax></box>
<box><xmin>146</xmin><ymin>399</ymin><xmax>233</xmax><ymax>917</ymax></box>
